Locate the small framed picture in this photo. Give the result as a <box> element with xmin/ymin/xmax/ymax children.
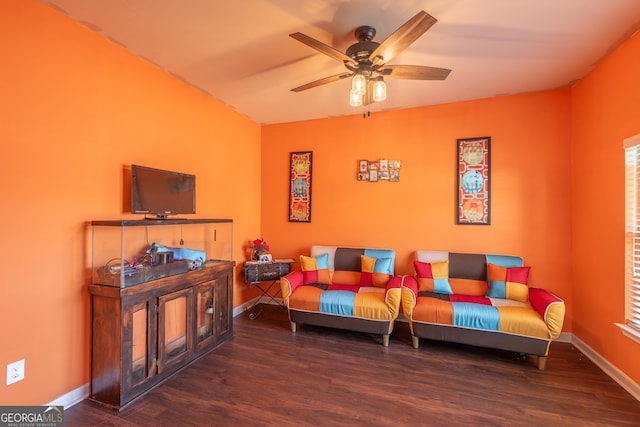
<box><xmin>357</xmin><ymin>172</ymin><xmax>369</xmax><ymax>181</ymax></box>
<box><xmin>379</xmin><ymin>159</ymin><xmax>388</xmax><ymax>171</ymax></box>
<box><xmin>390</xmin><ymin>169</ymin><xmax>399</xmax><ymax>182</ymax></box>
<box><xmin>359</xmin><ymin>160</ymin><xmax>368</xmax><ymax>172</ymax></box>
<box><xmin>368</xmin><ymin>160</ymin><xmax>379</xmax><ymax>171</ymax></box>
<box><xmin>369</xmin><ymin>170</ymin><xmax>378</xmax><ymax>182</ymax></box>
<box><xmin>379</xmin><ymin>171</ymin><xmax>390</xmax><ymax>180</ymax></box>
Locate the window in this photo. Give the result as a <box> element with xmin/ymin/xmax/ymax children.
<box><xmin>620</xmin><ymin>134</ymin><xmax>640</xmax><ymax>343</ymax></box>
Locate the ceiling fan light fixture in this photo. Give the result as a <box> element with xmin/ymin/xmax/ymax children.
<box><xmin>351</xmin><ymin>73</ymin><xmax>366</xmax><ymax>96</ymax></box>
<box><xmin>372</xmin><ymin>77</ymin><xmax>387</xmax><ymax>102</ymax></box>
<box><xmin>349</xmin><ymin>88</ymin><xmax>363</xmax><ymax>107</ymax></box>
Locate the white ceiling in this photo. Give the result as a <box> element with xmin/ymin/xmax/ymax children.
<box><xmin>41</xmin><ymin>0</ymin><xmax>640</xmax><ymax>125</ymax></box>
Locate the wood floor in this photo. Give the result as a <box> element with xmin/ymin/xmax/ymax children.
<box><xmin>66</xmin><ymin>304</ymin><xmax>640</xmax><ymax>426</ymax></box>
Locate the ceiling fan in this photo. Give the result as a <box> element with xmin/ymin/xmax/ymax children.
<box><xmin>290</xmin><ymin>10</ymin><xmax>451</xmax><ymax>107</ymax></box>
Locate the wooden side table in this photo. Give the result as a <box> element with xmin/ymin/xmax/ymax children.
<box><xmin>243</xmin><ymin>259</ymin><xmax>295</xmax><ymax>319</ymax></box>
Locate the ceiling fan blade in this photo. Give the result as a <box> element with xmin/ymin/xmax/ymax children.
<box><xmin>369</xmin><ymin>11</ymin><xmax>437</xmax><ymax>66</ymax></box>
<box><xmin>291</xmin><ymin>72</ymin><xmax>352</xmax><ymax>92</ymax></box>
<box><xmin>290</xmin><ymin>33</ymin><xmax>357</xmax><ymax>67</ymax></box>
<box><xmin>380</xmin><ymin>65</ymin><xmax>451</xmax><ymax>80</ymax></box>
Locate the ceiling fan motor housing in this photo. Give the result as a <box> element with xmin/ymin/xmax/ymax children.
<box><xmin>346</xmin><ymin>26</ymin><xmax>379</xmax><ymax>64</ymax></box>
<box><xmin>346</xmin><ymin>40</ymin><xmax>380</xmax><ymax>62</ymax></box>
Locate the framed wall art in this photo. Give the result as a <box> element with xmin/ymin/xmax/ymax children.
<box><xmin>357</xmin><ymin>159</ymin><xmax>401</xmax><ymax>182</ymax></box>
<box><xmin>289</xmin><ymin>151</ymin><xmax>313</xmax><ymax>222</ymax></box>
<box><xmin>456</xmin><ymin>137</ymin><xmax>491</xmax><ymax>225</ymax></box>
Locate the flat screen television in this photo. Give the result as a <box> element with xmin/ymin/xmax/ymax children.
<box><xmin>131</xmin><ymin>164</ymin><xmax>196</xmax><ymax>219</ymax></box>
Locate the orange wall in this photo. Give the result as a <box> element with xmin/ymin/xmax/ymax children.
<box><xmin>570</xmin><ymin>30</ymin><xmax>640</xmax><ymax>383</ymax></box>
<box><xmin>0</xmin><ymin>0</ymin><xmax>261</xmax><ymax>405</ymax></box>
<box><xmin>4</xmin><ymin>0</ymin><xmax>640</xmax><ymax>409</ymax></box>
<box><xmin>262</xmin><ymin>90</ymin><xmax>573</xmax><ymax>322</ymax></box>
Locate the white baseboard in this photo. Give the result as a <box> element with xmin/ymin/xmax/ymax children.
<box><xmin>570</xmin><ymin>334</ymin><xmax>640</xmax><ymax>401</ymax></box>
<box><xmin>233</xmin><ymin>296</ymin><xmax>283</xmax><ymax>317</ymax></box>
<box><xmin>47</xmin><ymin>383</ymin><xmax>89</xmax><ymax>409</ymax></box>
<box><xmin>556</xmin><ymin>331</ymin><xmax>572</xmax><ymax>343</ymax></box>
<box><xmin>232</xmin><ymin>298</ymin><xmax>256</xmax><ymax>317</ymax></box>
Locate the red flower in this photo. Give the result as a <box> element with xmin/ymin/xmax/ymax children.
<box><xmin>250</xmin><ymin>238</ymin><xmax>269</xmax><ymax>252</ymax></box>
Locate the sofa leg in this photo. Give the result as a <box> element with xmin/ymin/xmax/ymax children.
<box><xmin>412</xmin><ymin>335</ymin><xmax>419</xmax><ymax>349</ymax></box>
<box><xmin>382</xmin><ymin>334</ymin><xmax>390</xmax><ymax>347</ymax></box>
<box><xmin>290</xmin><ymin>321</ymin><xmax>297</xmax><ymax>333</ymax></box>
<box><xmin>537</xmin><ymin>356</ymin><xmax>547</xmax><ymax>370</ymax></box>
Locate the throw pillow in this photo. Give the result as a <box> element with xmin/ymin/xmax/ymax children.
<box><xmin>360</xmin><ymin>255</ymin><xmax>393</xmax><ymax>287</ymax></box>
<box><xmin>414</xmin><ymin>260</ymin><xmax>453</xmax><ymax>294</ymax></box>
<box><xmin>486</xmin><ymin>263</ymin><xmax>530</xmax><ymax>302</ymax></box>
<box><xmin>300</xmin><ymin>253</ymin><xmax>332</xmax><ymax>285</ymax></box>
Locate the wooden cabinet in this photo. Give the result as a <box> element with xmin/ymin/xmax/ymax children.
<box><xmin>89</xmin><ymin>261</ymin><xmax>234</xmax><ymax>410</ymax></box>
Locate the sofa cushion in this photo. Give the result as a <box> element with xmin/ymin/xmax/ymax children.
<box><xmin>486</xmin><ymin>263</ymin><xmax>530</xmax><ymax>302</ymax></box>
<box><xmin>300</xmin><ymin>253</ymin><xmax>332</xmax><ymax>285</ymax></box>
<box><xmin>360</xmin><ymin>255</ymin><xmax>393</xmax><ymax>287</ymax></box>
<box><xmin>414</xmin><ymin>260</ymin><xmax>453</xmax><ymax>294</ymax></box>
<box><xmin>410</xmin><ymin>294</ymin><xmax>551</xmax><ymax>339</ymax></box>
<box><xmin>289</xmin><ymin>284</ymin><xmax>392</xmax><ymax>321</ymax></box>
<box><xmin>330</xmin><ymin>247</ymin><xmax>366</xmax><ymax>286</ymax></box>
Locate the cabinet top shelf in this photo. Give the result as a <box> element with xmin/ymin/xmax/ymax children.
<box><xmin>92</xmin><ymin>218</ymin><xmax>233</xmax><ymax>227</ymax></box>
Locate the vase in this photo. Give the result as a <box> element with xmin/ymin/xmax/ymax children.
<box><xmin>252</xmin><ymin>251</ymin><xmax>263</xmax><ymax>261</ymax></box>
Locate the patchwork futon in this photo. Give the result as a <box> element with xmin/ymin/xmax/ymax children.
<box><xmin>401</xmin><ymin>250</ymin><xmax>565</xmax><ymax>369</ymax></box>
<box><xmin>280</xmin><ymin>246</ymin><xmax>402</xmax><ymax>346</ymax></box>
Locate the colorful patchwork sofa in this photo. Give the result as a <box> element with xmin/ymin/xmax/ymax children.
<box><xmin>280</xmin><ymin>246</ymin><xmax>402</xmax><ymax>346</ymax></box>
<box><xmin>401</xmin><ymin>250</ymin><xmax>565</xmax><ymax>369</ymax></box>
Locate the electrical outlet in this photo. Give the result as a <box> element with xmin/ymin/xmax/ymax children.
<box><xmin>6</xmin><ymin>359</ymin><xmax>25</xmax><ymax>385</ymax></box>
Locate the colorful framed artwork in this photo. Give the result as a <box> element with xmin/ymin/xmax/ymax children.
<box><xmin>456</xmin><ymin>137</ymin><xmax>491</xmax><ymax>225</ymax></box>
<box><xmin>289</xmin><ymin>151</ymin><xmax>312</xmax><ymax>222</ymax></box>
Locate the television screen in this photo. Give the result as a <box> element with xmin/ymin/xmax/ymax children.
<box><xmin>131</xmin><ymin>165</ymin><xmax>196</xmax><ymax>218</ymax></box>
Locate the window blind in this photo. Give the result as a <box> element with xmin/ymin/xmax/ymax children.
<box><xmin>624</xmin><ymin>135</ymin><xmax>640</xmax><ymax>331</ymax></box>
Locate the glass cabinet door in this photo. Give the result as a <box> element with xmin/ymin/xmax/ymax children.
<box><xmin>195</xmin><ymin>280</ymin><xmax>216</xmax><ymax>351</ymax></box>
<box><xmin>122</xmin><ymin>299</ymin><xmax>156</xmax><ymax>402</ymax></box>
<box><xmin>131</xmin><ymin>302</ymin><xmax>150</xmax><ymax>384</ymax></box>
<box><xmin>157</xmin><ymin>288</ymin><xmax>193</xmax><ymax>373</ymax></box>
<box><xmin>215</xmin><ymin>272</ymin><xmax>232</xmax><ymax>338</ymax></box>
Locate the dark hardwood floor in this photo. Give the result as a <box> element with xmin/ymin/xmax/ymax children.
<box><xmin>66</xmin><ymin>304</ymin><xmax>640</xmax><ymax>426</ymax></box>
